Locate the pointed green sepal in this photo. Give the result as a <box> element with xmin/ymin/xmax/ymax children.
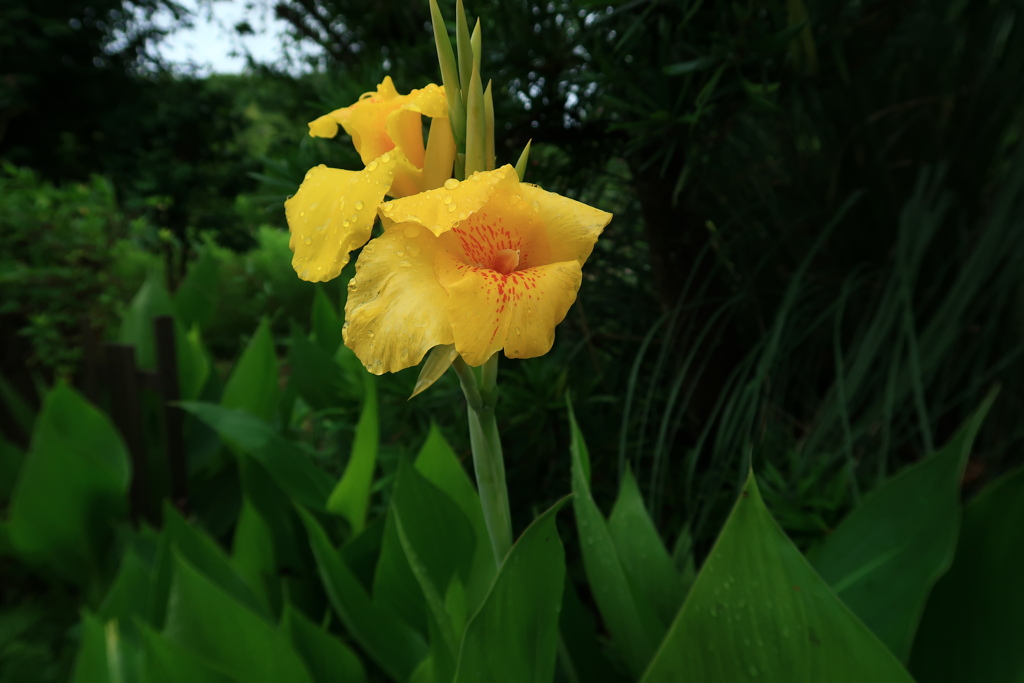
<box><xmin>429</xmin><ymin>0</ymin><xmax>466</xmax><ymax>148</ymax></box>
<box><xmin>455</xmin><ymin>0</ymin><xmax>474</xmax><ymax>105</ymax></box>
<box><xmin>514</xmin><ymin>139</ymin><xmax>532</xmax><ymax>181</ymax></box>
<box><xmin>464</xmin><ymin>63</ymin><xmax>486</xmax><ymax>177</ymax></box>
<box><xmin>484</xmin><ymin>80</ymin><xmax>495</xmax><ymax>171</ymax></box>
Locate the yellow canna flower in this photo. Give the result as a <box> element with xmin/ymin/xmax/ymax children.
<box><xmin>307</xmin><ymin>76</ymin><xmax>455</xmax><ymax>198</ymax></box>
<box><xmin>343</xmin><ymin>165</ymin><xmax>612</xmax><ymax>373</ymax></box>
<box><xmin>287</xmin><ymin>77</ymin><xmax>458</xmax><ymax>283</ymax></box>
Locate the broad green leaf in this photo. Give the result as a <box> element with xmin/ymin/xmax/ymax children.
<box><xmin>8</xmin><ymin>383</ymin><xmax>129</xmax><ymax>585</ymax></box>
<box><xmin>640</xmin><ymin>473</ymin><xmax>914</xmax><ymax>682</ymax></box>
<box><xmin>413</xmin><ymin>424</ymin><xmax>495</xmax><ymax>610</ymax></box>
<box><xmin>609</xmin><ymin>466</ymin><xmax>686</xmax><ymax>629</ymax></box>
<box><xmin>163</xmin><ymin>552</ymin><xmax>314</xmax><ymax>683</ymax></box>
<box><xmin>299</xmin><ymin>507</ymin><xmax>428</xmax><ymax>683</ymax></box>
<box><xmin>392</xmin><ymin>461</ymin><xmax>478</xmax><ymax>657</ymax></box>
<box><xmin>163</xmin><ymin>503</ymin><xmax>268</xmax><ymax>618</ymax></box>
<box><xmin>558</xmin><ymin>576</ymin><xmax>629</xmax><ymax>683</ymax></box>
<box><xmin>909</xmin><ymin>465</ymin><xmax>1024</xmax><ymax>683</ymax></box>
<box><xmin>311</xmin><ymin>287</ymin><xmax>343</xmax><ymax>355</ymax></box>
<box><xmin>327</xmin><ymin>376</ymin><xmax>378</xmax><ymax>532</ymax></box>
<box><xmin>180</xmin><ymin>402</ymin><xmax>333</xmax><ymax>511</ymax></box>
<box><xmin>812</xmin><ymin>388</ymin><xmax>997</xmax><ymax>660</ymax></box>
<box><xmin>176</xmin><ymin>325</ymin><xmax>210</xmax><ymax>402</ymax></box>
<box><xmin>174</xmin><ymin>249</ymin><xmax>220</xmax><ymax>331</ymax></box>
<box><xmin>119</xmin><ymin>271</ymin><xmax>174</xmax><ymax>370</ymax></box>
<box><xmin>373</xmin><ymin>508</ymin><xmax>429</xmax><ymax>636</ymax></box>
<box><xmin>237</xmin><ymin>455</ymin><xmax>308</xmax><ymax>575</ymax></box>
<box><xmin>99</xmin><ymin>547</ymin><xmax>156</xmax><ymax>628</ymax></box>
<box><xmin>281</xmin><ymin>603</ymin><xmax>368</xmax><ymax>683</ymax></box>
<box><xmin>71</xmin><ymin>612</ymin><xmax>109</xmax><ymax>683</ymax></box>
<box><xmin>221</xmin><ymin>320</ymin><xmax>279</xmax><ymax>421</ymax></box>
<box><xmin>568</xmin><ymin>402</ymin><xmax>662</xmax><ymax>676</ymax></box>
<box><xmin>288</xmin><ymin>323</ymin><xmax>348</xmax><ymax>411</ymax></box>
<box><xmin>452</xmin><ymin>497</ymin><xmax>569</xmax><ymax>683</ymax></box>
<box><xmin>231</xmin><ymin>497</ymin><xmax>279</xmax><ymax>614</ymax></box>
<box><xmin>140</xmin><ymin>624</ymin><xmax>241</xmax><ymax>683</ymax></box>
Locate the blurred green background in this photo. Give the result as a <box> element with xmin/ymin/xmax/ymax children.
<box><xmin>1</xmin><ymin>0</ymin><xmax>1022</xmax><ymax>679</ymax></box>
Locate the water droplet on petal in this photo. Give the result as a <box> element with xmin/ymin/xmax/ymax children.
<box><xmin>400</xmin><ymin>348</ymin><xmax>410</xmax><ymax>360</ymax></box>
<box><xmin>303</xmin><ymin>237</ymin><xmax>312</xmax><ymax>245</ymax></box>
<box><xmin>349</xmin><ymin>213</ymin><xmax>359</xmax><ymax>223</ymax></box>
<box><xmin>367</xmin><ymin>331</ymin><xmax>375</xmax><ymax>337</ymax></box>
<box><xmin>381</xmin><ymin>152</ymin><xmax>392</xmax><ymax>162</ymax></box>
<box><xmin>443</xmin><ymin>178</ymin><xmax>460</xmax><ymax>189</ymax></box>
<box><xmin>399</xmin><ymin>260</ymin><xmax>412</xmax><ymax>268</ymax></box>
<box><xmin>407</xmin><ymin>244</ymin><xmax>421</xmax><ymax>257</ymax></box>
<box><xmin>404</xmin><ymin>225</ymin><xmax>419</xmax><ymax>237</ymax></box>
<box><xmin>367</xmin><ymin>160</ymin><xmax>379</xmax><ymax>171</ymax></box>
<box><xmin>355</xmin><ymin>200</ymin><xmax>364</xmax><ymax>210</ymax></box>
<box><xmin>515</xmin><ymin>327</ymin><xmax>521</xmax><ymax>335</ymax></box>
<box><xmin>299</xmin><ymin>210</ymin><xmax>306</xmax><ymax>217</ymax></box>
<box><xmin>443</xmin><ymin>196</ymin><xmax>452</xmax><ymax>205</ymax></box>
<box><xmin>447</xmin><ymin>204</ymin><xmax>457</xmax><ymax>213</ymax></box>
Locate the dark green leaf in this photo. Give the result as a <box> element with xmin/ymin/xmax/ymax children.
<box><xmin>174</xmin><ymin>249</ymin><xmax>220</xmax><ymax>331</ymax></box>
<box><xmin>70</xmin><ymin>612</ymin><xmax>109</xmax><ymax>683</ymax></box>
<box><xmin>163</xmin><ymin>552</ymin><xmax>313</xmax><ymax>683</ymax></box>
<box><xmin>568</xmin><ymin>401</ymin><xmax>662</xmax><ymax>676</ymax></box>
<box><xmin>140</xmin><ymin>624</ymin><xmax>241</xmax><ymax>683</ymax></box>
<box><xmin>327</xmin><ymin>375</ymin><xmax>378</xmax><ymax>532</ymax></box>
<box><xmin>281</xmin><ymin>603</ymin><xmax>368</xmax><ymax>683</ymax></box>
<box><xmin>8</xmin><ymin>383</ymin><xmax>129</xmax><ymax>585</ymax></box>
<box><xmin>812</xmin><ymin>388</ymin><xmax>997</xmax><ymax>660</ymax></box>
<box><xmin>452</xmin><ymin>497</ymin><xmax>569</xmax><ymax>683</ymax></box>
<box><xmin>180</xmin><ymin>402</ymin><xmax>333</xmax><ymax>511</ymax></box>
<box><xmin>640</xmin><ymin>473</ymin><xmax>914</xmax><ymax>682</ymax></box>
<box><xmin>119</xmin><ymin>271</ymin><xmax>174</xmax><ymax>370</ymax></box>
<box><xmin>909</xmin><ymin>465</ymin><xmax>1024</xmax><ymax>682</ymax></box>
<box><xmin>288</xmin><ymin>323</ymin><xmax>348</xmax><ymax>411</ymax></box>
<box><xmin>299</xmin><ymin>506</ymin><xmax>428</xmax><ymax>682</ymax></box>
<box><xmin>609</xmin><ymin>466</ymin><xmax>685</xmax><ymax>629</ymax></box>
<box><xmin>663</xmin><ymin>55</ymin><xmax>720</xmax><ymax>76</ymax></box>
<box><xmin>221</xmin><ymin>319</ymin><xmax>279</xmax><ymax>421</ymax></box>
<box><xmin>311</xmin><ymin>287</ymin><xmax>343</xmax><ymax>355</ymax></box>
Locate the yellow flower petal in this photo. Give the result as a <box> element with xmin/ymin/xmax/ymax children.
<box><xmin>516</xmin><ymin>184</ymin><xmax>612</xmax><ymax>265</ymax></box>
<box><xmin>436</xmin><ymin>241</ymin><xmax>583</xmax><ymax>365</ymax></box>
<box><xmin>308</xmin><ymin>113</ymin><xmax>339</xmax><ymax>138</ymax></box>
<box><xmin>285</xmin><ymin>154</ymin><xmax>397</xmax><ymax>282</ymax></box>
<box><xmin>343</xmin><ymin>223</ymin><xmax>454</xmax><ymax>374</ymax></box>
<box><xmin>378</xmin><ymin>165</ymin><xmax>519</xmax><ymax>236</ymax></box>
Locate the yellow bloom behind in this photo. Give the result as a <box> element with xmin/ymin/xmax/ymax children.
<box><xmin>307</xmin><ymin>76</ymin><xmax>455</xmax><ymax>198</ymax></box>
<box><xmin>344</xmin><ymin>166</ymin><xmax>612</xmax><ymax>373</ymax></box>
<box><xmin>286</xmin><ymin>77</ymin><xmax>456</xmax><ymax>283</ymax></box>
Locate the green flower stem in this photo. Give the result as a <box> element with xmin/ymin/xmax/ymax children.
<box><xmin>454</xmin><ymin>354</ymin><xmax>512</xmax><ymax>565</ymax></box>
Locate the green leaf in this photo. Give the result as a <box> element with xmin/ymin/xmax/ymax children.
<box><xmin>231</xmin><ymin>497</ymin><xmax>279</xmax><ymax>614</ymax></box>
<box><xmin>812</xmin><ymin>388</ymin><xmax>997</xmax><ymax>660</ymax></box>
<box><xmin>609</xmin><ymin>466</ymin><xmax>686</xmax><ymax>629</ymax></box>
<box><xmin>326</xmin><ymin>376</ymin><xmax>378</xmax><ymax>532</ymax></box>
<box><xmin>568</xmin><ymin>401</ymin><xmax>662</xmax><ymax>676</ymax></box>
<box><xmin>163</xmin><ymin>503</ymin><xmax>268</xmax><ymax>618</ymax></box>
<box><xmin>71</xmin><ymin>612</ymin><xmax>109</xmax><ymax>683</ymax></box>
<box><xmin>311</xmin><ymin>287</ymin><xmax>343</xmax><ymax>355</ymax></box>
<box><xmin>663</xmin><ymin>55</ymin><xmax>721</xmax><ymax>76</ymax></box>
<box><xmin>119</xmin><ymin>271</ymin><xmax>174</xmax><ymax>370</ymax></box>
<box><xmin>392</xmin><ymin>461</ymin><xmax>478</xmax><ymax>657</ymax></box>
<box><xmin>163</xmin><ymin>552</ymin><xmax>314</xmax><ymax>683</ymax></box>
<box><xmin>288</xmin><ymin>322</ymin><xmax>348</xmax><ymax>411</ymax></box>
<box><xmin>281</xmin><ymin>603</ymin><xmax>368</xmax><ymax>683</ymax></box>
<box><xmin>98</xmin><ymin>546</ymin><xmax>156</xmax><ymax>628</ymax></box>
<box><xmin>452</xmin><ymin>497</ymin><xmax>569</xmax><ymax>683</ymax></box>
<box><xmin>8</xmin><ymin>383</ymin><xmax>129</xmax><ymax>585</ymax></box>
<box><xmin>298</xmin><ymin>507</ymin><xmax>428</xmax><ymax>682</ymax></box>
<box><xmin>413</xmin><ymin>425</ymin><xmax>495</xmax><ymax>610</ymax></box>
<box><xmin>174</xmin><ymin>248</ymin><xmax>220</xmax><ymax>331</ymax></box>
<box><xmin>177</xmin><ymin>324</ymin><xmax>211</xmax><ymax>402</ymax></box>
<box><xmin>221</xmin><ymin>319</ymin><xmax>279</xmax><ymax>421</ymax></box>
<box><xmin>180</xmin><ymin>402</ymin><xmax>333</xmax><ymax>511</ymax></box>
<box><xmin>373</xmin><ymin>507</ymin><xmax>429</xmax><ymax>636</ymax></box>
<box><xmin>909</xmin><ymin>465</ymin><xmax>1024</xmax><ymax>682</ymax></box>
<box><xmin>140</xmin><ymin>624</ymin><xmax>241</xmax><ymax>683</ymax></box>
<box><xmin>640</xmin><ymin>473</ymin><xmax>914</xmax><ymax>682</ymax></box>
